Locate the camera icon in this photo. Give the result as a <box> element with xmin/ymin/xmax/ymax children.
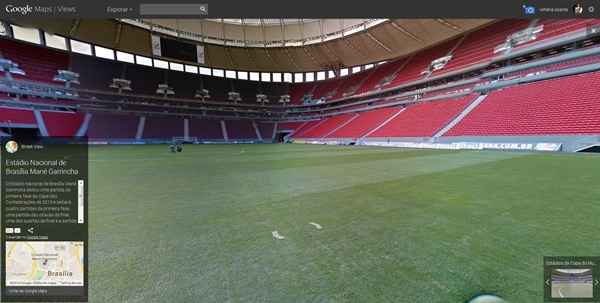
<box><xmin>523</xmin><ymin>5</ymin><xmax>536</xmax><ymax>15</ymax></box>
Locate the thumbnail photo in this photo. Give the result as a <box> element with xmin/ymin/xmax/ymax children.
<box><xmin>551</xmin><ymin>268</ymin><xmax>594</xmax><ymax>298</ymax></box>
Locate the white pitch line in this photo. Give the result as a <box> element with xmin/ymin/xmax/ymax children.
<box><xmin>272</xmin><ymin>231</ymin><xmax>285</xmax><ymax>240</ymax></box>
<box><xmin>309</xmin><ymin>222</ymin><xmax>322</xmax><ymax>230</ymax></box>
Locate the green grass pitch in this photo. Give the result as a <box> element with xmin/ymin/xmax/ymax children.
<box><xmin>84</xmin><ymin>144</ymin><xmax>600</xmax><ymax>302</ymax></box>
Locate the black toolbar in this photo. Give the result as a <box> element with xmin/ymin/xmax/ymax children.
<box><xmin>0</xmin><ymin>0</ymin><xmax>598</xmax><ymax>18</ymax></box>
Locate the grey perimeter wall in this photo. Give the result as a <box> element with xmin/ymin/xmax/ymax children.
<box><xmin>88</xmin><ymin>135</ymin><xmax>600</xmax><ymax>152</ymax></box>
<box><xmin>310</xmin><ymin>135</ymin><xmax>600</xmax><ymax>152</ymax></box>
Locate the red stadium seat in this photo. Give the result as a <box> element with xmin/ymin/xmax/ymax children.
<box><xmin>445</xmin><ymin>72</ymin><xmax>600</xmax><ymax>136</ymax></box>
<box><xmin>368</xmin><ymin>95</ymin><xmax>475</xmax><ymax>138</ymax></box>
<box><xmin>326</xmin><ymin>107</ymin><xmax>401</xmax><ymax>139</ymax></box>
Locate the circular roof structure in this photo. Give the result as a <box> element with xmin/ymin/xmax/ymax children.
<box><xmin>20</xmin><ymin>18</ymin><xmax>495</xmax><ymax>72</ymax></box>
<box><xmin>122</xmin><ymin>18</ymin><xmax>389</xmax><ymax>47</ymax></box>
<box><xmin>207</xmin><ymin>19</ymin><xmax>320</xmax><ymax>26</ymax></box>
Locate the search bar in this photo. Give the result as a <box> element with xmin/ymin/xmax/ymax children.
<box><xmin>140</xmin><ymin>3</ymin><xmax>208</xmax><ymax>16</ymax></box>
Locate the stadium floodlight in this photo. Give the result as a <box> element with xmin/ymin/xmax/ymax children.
<box><xmin>429</xmin><ymin>55</ymin><xmax>452</xmax><ymax>72</ymax></box>
<box><xmin>156</xmin><ymin>83</ymin><xmax>175</xmax><ymax>97</ymax></box>
<box><xmin>494</xmin><ymin>25</ymin><xmax>545</xmax><ymax>54</ymax></box>
<box><xmin>0</xmin><ymin>58</ymin><xmax>25</xmax><ymax>80</ymax></box>
<box><xmin>279</xmin><ymin>94</ymin><xmax>291</xmax><ymax>106</ymax></box>
<box><xmin>53</xmin><ymin>70</ymin><xmax>80</xmax><ymax>88</ymax></box>
<box><xmin>194</xmin><ymin>88</ymin><xmax>210</xmax><ymax>101</ymax></box>
<box><xmin>227</xmin><ymin>91</ymin><xmax>242</xmax><ymax>103</ymax></box>
<box><xmin>109</xmin><ymin>78</ymin><xmax>132</xmax><ymax>94</ymax></box>
<box><xmin>301</xmin><ymin>93</ymin><xmax>314</xmax><ymax>105</ymax></box>
<box><xmin>420</xmin><ymin>56</ymin><xmax>451</xmax><ymax>76</ymax></box>
<box><xmin>256</xmin><ymin>94</ymin><xmax>269</xmax><ymax>105</ymax></box>
<box><xmin>378</xmin><ymin>74</ymin><xmax>396</xmax><ymax>88</ymax></box>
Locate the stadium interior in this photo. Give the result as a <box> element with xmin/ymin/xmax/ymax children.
<box><xmin>1</xmin><ymin>8</ymin><xmax>600</xmax><ymax>303</ymax></box>
<box><xmin>1</xmin><ymin>19</ymin><xmax>600</xmax><ymax>151</ymax></box>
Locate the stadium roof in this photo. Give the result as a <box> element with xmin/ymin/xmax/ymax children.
<box><xmin>17</xmin><ymin>18</ymin><xmax>494</xmax><ymax>72</ymax></box>
<box><xmin>123</xmin><ymin>18</ymin><xmax>494</xmax><ymax>71</ymax></box>
<box><xmin>126</xmin><ymin>19</ymin><xmax>389</xmax><ymax>47</ymax></box>
<box><xmin>206</xmin><ymin>19</ymin><xmax>320</xmax><ymax>25</ymax></box>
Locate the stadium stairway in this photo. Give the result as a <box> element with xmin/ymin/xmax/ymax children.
<box><xmin>256</xmin><ymin>122</ymin><xmax>277</xmax><ymax>142</ymax></box>
<box><xmin>252</xmin><ymin>121</ymin><xmax>263</xmax><ymax>141</ymax></box>
<box><xmin>433</xmin><ymin>94</ymin><xmax>488</xmax><ymax>137</ymax></box>
<box><xmin>85</xmin><ymin>112</ymin><xmax>247</xmax><ymax>142</ymax></box>
<box><xmin>135</xmin><ymin>117</ymin><xmax>146</xmax><ymax>140</ymax></box>
<box><xmin>367</xmin><ymin>95</ymin><xmax>474</xmax><ymax>138</ymax></box>
<box><xmin>444</xmin><ymin>71</ymin><xmax>600</xmax><ymax>136</ymax></box>
<box><xmin>38</xmin><ymin>111</ymin><xmax>85</xmax><ymax>137</ymax></box>
<box><xmin>32</xmin><ymin>111</ymin><xmax>49</xmax><ymax>136</ymax></box>
<box><xmin>321</xmin><ymin>114</ymin><xmax>360</xmax><ymax>138</ymax></box>
<box><xmin>0</xmin><ymin>107</ymin><xmax>87</xmax><ymax>137</ymax></box>
<box><xmin>291</xmin><ymin>120</ymin><xmax>327</xmax><ymax>138</ymax></box>
<box><xmin>76</xmin><ymin>113</ymin><xmax>93</xmax><ymax>137</ymax></box>
<box><xmin>296</xmin><ymin>113</ymin><xmax>357</xmax><ymax>139</ymax></box>
<box><xmin>220</xmin><ymin>120</ymin><xmax>228</xmax><ymax>141</ymax></box>
<box><xmin>361</xmin><ymin>108</ymin><xmax>406</xmax><ymax>138</ymax></box>
<box><xmin>325</xmin><ymin>107</ymin><xmax>403</xmax><ymax>139</ymax></box>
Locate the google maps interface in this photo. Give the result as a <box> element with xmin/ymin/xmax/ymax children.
<box><xmin>2</xmin><ymin>138</ymin><xmax>88</xmax><ymax>302</ymax></box>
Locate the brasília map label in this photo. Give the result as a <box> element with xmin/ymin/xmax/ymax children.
<box><xmin>5</xmin><ymin>241</ymin><xmax>84</xmax><ymax>287</ymax></box>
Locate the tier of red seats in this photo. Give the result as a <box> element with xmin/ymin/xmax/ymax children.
<box><xmin>291</xmin><ymin>120</ymin><xmax>325</xmax><ymax>138</ymax></box>
<box><xmin>506</xmin><ymin>52</ymin><xmax>600</xmax><ymax>78</ymax></box>
<box><xmin>0</xmin><ymin>107</ymin><xmax>36</xmax><ymax>124</ymax></box>
<box><xmin>0</xmin><ymin>38</ymin><xmax>69</xmax><ymax>84</ymax></box>
<box><xmin>6</xmin><ymin>72</ymin><xmax>600</xmax><ymax>139</ymax></box>
<box><xmin>189</xmin><ymin>119</ymin><xmax>223</xmax><ymax>140</ymax></box>
<box><xmin>143</xmin><ymin>116</ymin><xmax>184</xmax><ymax>139</ymax></box>
<box><xmin>437</xmin><ymin>20</ymin><xmax>530</xmax><ymax>74</ymax></box>
<box><xmin>293</xmin><ymin>20</ymin><xmax>597</xmax><ymax>99</ymax></box>
<box><xmin>225</xmin><ymin>120</ymin><xmax>257</xmax><ymax>139</ymax></box>
<box><xmin>368</xmin><ymin>95</ymin><xmax>475</xmax><ymax>138</ymax></box>
<box><xmin>332</xmin><ymin>70</ymin><xmax>373</xmax><ymax>99</ymax></box>
<box><xmin>526</xmin><ymin>19</ymin><xmax>600</xmax><ymax>45</ymax></box>
<box><xmin>445</xmin><ymin>72</ymin><xmax>600</xmax><ymax>136</ymax></box>
<box><xmin>312</xmin><ymin>79</ymin><xmax>342</xmax><ymax>100</ymax></box>
<box><xmin>87</xmin><ymin>112</ymin><xmax>139</xmax><ymax>139</ymax></box>
<box><xmin>292</xmin><ymin>120</ymin><xmax>323</xmax><ymax>138</ymax></box>
<box><xmin>41</xmin><ymin>111</ymin><xmax>84</xmax><ymax>137</ymax></box>
<box><xmin>326</xmin><ymin>107</ymin><xmax>401</xmax><ymax>139</ymax></box>
<box><xmin>294</xmin><ymin>113</ymin><xmax>357</xmax><ymax>138</ymax></box>
<box><xmin>383</xmin><ymin>39</ymin><xmax>459</xmax><ymax>89</ymax></box>
<box><xmin>356</xmin><ymin>59</ymin><xmax>408</xmax><ymax>94</ymax></box>
<box><xmin>289</xmin><ymin>83</ymin><xmax>316</xmax><ymax>104</ymax></box>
